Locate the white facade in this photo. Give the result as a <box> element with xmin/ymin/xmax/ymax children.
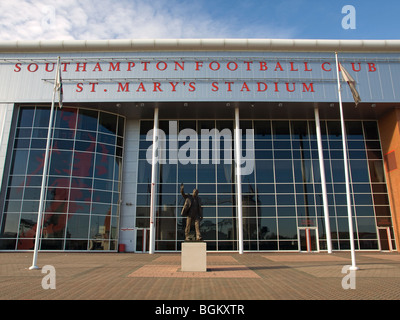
<box><xmin>0</xmin><ymin>39</ymin><xmax>398</xmax><ymax>253</ymax></box>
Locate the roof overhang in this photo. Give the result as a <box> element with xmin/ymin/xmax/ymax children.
<box><xmin>1</xmin><ymin>39</ymin><xmax>400</xmax><ymax>53</ymax></box>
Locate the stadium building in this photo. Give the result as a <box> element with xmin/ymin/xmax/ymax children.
<box><xmin>0</xmin><ymin>39</ymin><xmax>399</xmax><ymax>253</ymax></box>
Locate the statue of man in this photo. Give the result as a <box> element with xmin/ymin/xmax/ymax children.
<box><xmin>180</xmin><ymin>183</ymin><xmax>203</xmax><ymax>241</ymax></box>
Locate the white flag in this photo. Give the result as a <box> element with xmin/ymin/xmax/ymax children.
<box><xmin>55</xmin><ymin>60</ymin><xmax>63</xmax><ymax>109</ymax></box>
<box><xmin>339</xmin><ymin>63</ymin><xmax>361</xmax><ymax>106</ymax></box>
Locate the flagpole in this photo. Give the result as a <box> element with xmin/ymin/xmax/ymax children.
<box><xmin>234</xmin><ymin>107</ymin><xmax>244</xmax><ymax>254</ymax></box>
<box><xmin>314</xmin><ymin>106</ymin><xmax>332</xmax><ymax>253</ymax></box>
<box><xmin>335</xmin><ymin>52</ymin><xmax>359</xmax><ymax>271</ymax></box>
<box><xmin>29</xmin><ymin>56</ymin><xmax>61</xmax><ymax>270</ymax></box>
<box><xmin>149</xmin><ymin>107</ymin><xmax>159</xmax><ymax>254</ymax></box>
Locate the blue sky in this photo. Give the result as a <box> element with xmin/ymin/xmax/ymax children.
<box><xmin>0</xmin><ymin>0</ymin><xmax>399</xmax><ymax>40</ymax></box>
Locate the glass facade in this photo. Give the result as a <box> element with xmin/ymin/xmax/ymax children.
<box><xmin>0</xmin><ymin>106</ymin><xmax>125</xmax><ymax>251</ymax></box>
<box><xmin>137</xmin><ymin>119</ymin><xmax>395</xmax><ymax>252</ymax></box>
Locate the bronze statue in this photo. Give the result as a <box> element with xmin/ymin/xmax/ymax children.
<box><xmin>180</xmin><ymin>183</ymin><xmax>203</xmax><ymax>241</ymax></box>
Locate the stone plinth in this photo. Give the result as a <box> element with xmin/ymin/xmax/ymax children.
<box><xmin>181</xmin><ymin>242</ymin><xmax>207</xmax><ymax>272</ymax></box>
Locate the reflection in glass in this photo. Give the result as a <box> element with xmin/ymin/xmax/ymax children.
<box><xmin>363</xmin><ymin>121</ymin><xmax>380</xmax><ymax>140</ymax></box>
<box><xmin>256</xmin><ymin>160</ymin><xmax>274</xmax><ymax>183</ymax></box>
<box><xmin>0</xmin><ymin>107</ymin><xmax>124</xmax><ymax>251</ymax></box>
<box><xmin>218</xmin><ymin>218</ymin><xmax>235</xmax><ymax>240</ymax></box>
<box><xmin>254</xmin><ymin>120</ymin><xmax>271</xmax><ymax>139</ymax></box>
<box><xmin>272</xmin><ymin>121</ymin><xmax>290</xmax><ymax>139</ymax></box>
<box><xmin>278</xmin><ymin>218</ymin><xmax>297</xmax><ymax>239</ymax></box>
<box><xmin>66</xmin><ymin>214</ymin><xmax>89</xmax><ymax>239</ymax></box>
<box><xmin>160</xmin><ymin>163</ymin><xmax>177</xmax><ymax>183</ymax></box>
<box><xmin>132</xmin><ymin>118</ymin><xmax>392</xmax><ymax>252</ymax></box>
<box><xmin>200</xmin><ymin>218</ymin><xmax>216</xmax><ymax>240</ymax></box>
<box><xmin>346</xmin><ymin>121</ymin><xmax>364</xmax><ymax>140</ymax></box>
<box><xmin>77</xmin><ymin>109</ymin><xmax>98</xmax><ymax>131</ymax></box>
<box><xmin>275</xmin><ymin>160</ymin><xmax>293</xmax><ymax>183</ymax></box>
<box><xmin>259</xmin><ymin>218</ymin><xmax>277</xmax><ymax>240</ymax></box>
<box><xmin>178</xmin><ymin>162</ymin><xmax>196</xmax><ymax>183</ymax></box>
<box><xmin>99</xmin><ymin>112</ymin><xmax>117</xmax><ymax>134</ymax></box>
<box><xmin>34</xmin><ymin>108</ymin><xmax>50</xmax><ymax>128</ymax></box>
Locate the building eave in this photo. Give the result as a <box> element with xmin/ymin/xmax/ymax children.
<box><xmin>0</xmin><ymin>39</ymin><xmax>400</xmax><ymax>53</ymax></box>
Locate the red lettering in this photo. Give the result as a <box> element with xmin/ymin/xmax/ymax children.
<box><xmin>153</xmin><ymin>82</ymin><xmax>162</xmax><ymax>92</ymax></box>
<box><xmin>174</xmin><ymin>61</ymin><xmax>184</xmax><ymax>71</ymax></box>
<box><xmin>244</xmin><ymin>61</ymin><xmax>253</xmax><ymax>71</ymax></box>
<box><xmin>14</xmin><ymin>63</ymin><xmax>21</xmax><ymax>72</ymax></box>
<box><xmin>286</xmin><ymin>83</ymin><xmax>295</xmax><ymax>92</ymax></box>
<box><xmin>89</xmin><ymin>82</ymin><xmax>98</xmax><ymax>92</ymax></box>
<box><xmin>274</xmin><ymin>82</ymin><xmax>279</xmax><ymax>92</ymax></box>
<box><xmin>274</xmin><ymin>62</ymin><xmax>283</xmax><ymax>71</ymax></box>
<box><xmin>302</xmin><ymin>83</ymin><xmax>315</xmax><ymax>92</ymax></box>
<box><xmin>240</xmin><ymin>82</ymin><xmax>250</xmax><ymax>92</ymax></box>
<box><xmin>225</xmin><ymin>82</ymin><xmax>234</xmax><ymax>91</ymax></box>
<box><xmin>351</xmin><ymin>63</ymin><xmax>361</xmax><ymax>72</ymax></box>
<box><xmin>209</xmin><ymin>61</ymin><xmax>220</xmax><ymax>71</ymax></box>
<box><xmin>45</xmin><ymin>63</ymin><xmax>55</xmax><ymax>72</ymax></box>
<box><xmin>290</xmin><ymin>62</ymin><xmax>298</xmax><ymax>71</ymax></box>
<box><xmin>76</xmin><ymin>63</ymin><xmax>87</xmax><ymax>72</ymax></box>
<box><xmin>127</xmin><ymin>62</ymin><xmax>135</xmax><ymax>71</ymax></box>
<box><xmin>137</xmin><ymin>82</ymin><xmax>146</xmax><ymax>92</ymax></box>
<box><xmin>304</xmin><ymin>62</ymin><xmax>312</xmax><ymax>71</ymax></box>
<box><xmin>368</xmin><ymin>63</ymin><xmax>377</xmax><ymax>72</ymax></box>
<box><xmin>322</xmin><ymin>62</ymin><xmax>331</xmax><ymax>72</ymax></box>
<box><xmin>211</xmin><ymin>82</ymin><xmax>219</xmax><ymax>91</ymax></box>
<box><xmin>141</xmin><ymin>61</ymin><xmax>150</xmax><ymax>71</ymax></box>
<box><xmin>27</xmin><ymin>63</ymin><xmax>38</xmax><ymax>72</ymax></box>
<box><xmin>93</xmin><ymin>62</ymin><xmax>102</xmax><ymax>72</ymax></box>
<box><xmin>259</xmin><ymin>61</ymin><xmax>268</xmax><ymax>71</ymax></box>
<box><xmin>76</xmin><ymin>83</ymin><xmax>83</xmax><ymax>92</ymax></box>
<box><xmin>156</xmin><ymin>61</ymin><xmax>167</xmax><ymax>71</ymax></box>
<box><xmin>257</xmin><ymin>82</ymin><xmax>267</xmax><ymax>92</ymax></box>
<box><xmin>169</xmin><ymin>82</ymin><xmax>179</xmax><ymax>91</ymax></box>
<box><xmin>188</xmin><ymin>82</ymin><xmax>196</xmax><ymax>92</ymax></box>
<box><xmin>195</xmin><ymin>61</ymin><xmax>203</xmax><ymax>71</ymax></box>
<box><xmin>227</xmin><ymin>61</ymin><xmax>238</xmax><ymax>71</ymax></box>
<box><xmin>117</xmin><ymin>82</ymin><xmax>129</xmax><ymax>92</ymax></box>
<box><xmin>61</xmin><ymin>63</ymin><xmax>70</xmax><ymax>72</ymax></box>
<box><xmin>109</xmin><ymin>62</ymin><xmax>120</xmax><ymax>71</ymax></box>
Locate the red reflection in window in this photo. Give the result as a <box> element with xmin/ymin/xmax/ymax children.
<box><xmin>12</xmin><ymin>108</ymin><xmax>123</xmax><ymax>250</ymax></box>
<box><xmin>59</xmin><ymin>108</ymin><xmax>78</xmax><ymax>130</ymax></box>
<box><xmin>72</xmin><ymin>152</ymin><xmax>94</xmax><ymax>177</ymax></box>
<box><xmin>42</xmin><ymin>213</ymin><xmax>67</xmax><ymax>238</ymax></box>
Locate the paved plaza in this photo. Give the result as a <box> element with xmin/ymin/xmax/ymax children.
<box><xmin>1</xmin><ymin>251</ymin><xmax>400</xmax><ymax>300</ymax></box>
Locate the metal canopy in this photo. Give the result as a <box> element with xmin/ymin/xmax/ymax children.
<box><xmin>1</xmin><ymin>39</ymin><xmax>400</xmax><ymax>53</ymax></box>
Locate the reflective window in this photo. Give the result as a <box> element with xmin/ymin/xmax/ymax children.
<box><xmin>0</xmin><ymin>106</ymin><xmax>125</xmax><ymax>251</ymax></box>
<box><xmin>137</xmin><ymin>118</ymin><xmax>392</xmax><ymax>252</ymax></box>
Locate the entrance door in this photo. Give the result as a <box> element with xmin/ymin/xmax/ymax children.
<box><xmin>299</xmin><ymin>228</ymin><xmax>319</xmax><ymax>252</ymax></box>
<box><xmin>136</xmin><ymin>228</ymin><xmax>150</xmax><ymax>252</ymax></box>
<box><xmin>378</xmin><ymin>227</ymin><xmax>393</xmax><ymax>251</ymax></box>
